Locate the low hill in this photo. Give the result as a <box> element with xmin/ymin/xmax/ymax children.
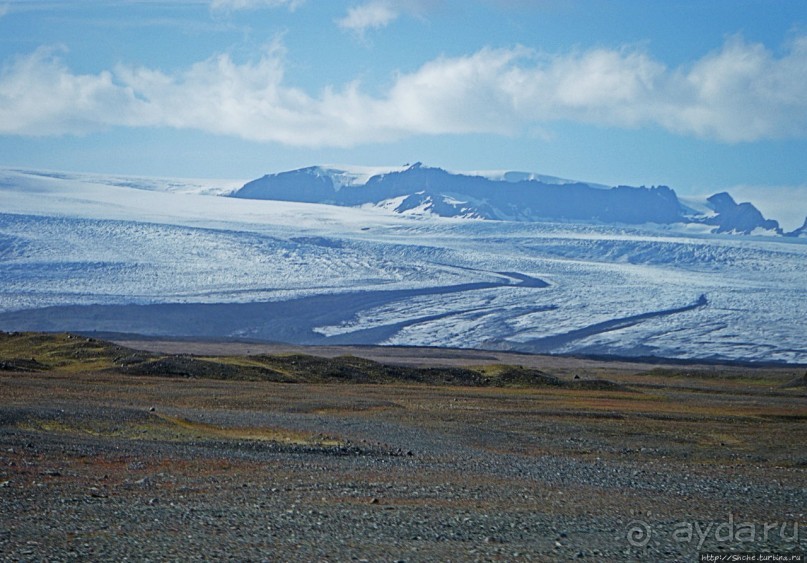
<box><xmin>0</xmin><ymin>331</ymin><xmax>625</xmax><ymax>390</ymax></box>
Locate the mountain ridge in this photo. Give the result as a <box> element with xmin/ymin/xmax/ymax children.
<box><xmin>232</xmin><ymin>163</ymin><xmax>802</xmax><ymax>236</ymax></box>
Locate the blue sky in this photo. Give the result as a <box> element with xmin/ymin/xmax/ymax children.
<box><xmin>1</xmin><ymin>0</ymin><xmax>806</xmax><ymax>222</ymax></box>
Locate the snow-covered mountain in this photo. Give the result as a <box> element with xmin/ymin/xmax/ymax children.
<box><xmin>1</xmin><ymin>167</ymin><xmax>806</xmax><ymax>364</ymax></box>
<box><xmin>788</xmin><ymin>217</ymin><xmax>807</xmax><ymax>238</ymax></box>
<box><xmin>232</xmin><ymin>163</ymin><xmax>800</xmax><ymax>236</ymax></box>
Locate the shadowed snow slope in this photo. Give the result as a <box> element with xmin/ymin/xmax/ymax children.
<box><xmin>1</xmin><ymin>168</ymin><xmax>805</xmax><ymax>364</ymax></box>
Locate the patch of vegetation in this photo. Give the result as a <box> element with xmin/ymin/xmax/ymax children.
<box><xmin>15</xmin><ymin>410</ymin><xmax>342</xmax><ymax>447</ymax></box>
<box><xmin>0</xmin><ymin>357</ymin><xmax>49</xmax><ymax>372</ymax></box>
<box><xmin>641</xmin><ymin>366</ymin><xmax>798</xmax><ymax>385</ymax></box>
<box><xmin>120</xmin><ymin>355</ymin><xmax>290</xmax><ymax>382</ymax></box>
<box><xmin>247</xmin><ymin>354</ymin><xmax>493</xmax><ymax>385</ymax></box>
<box><xmin>0</xmin><ymin>331</ymin><xmax>151</xmax><ymax>372</ymax></box>
<box><xmin>0</xmin><ymin>331</ymin><xmax>628</xmax><ymax>390</ymax></box>
<box><xmin>475</xmin><ymin>364</ymin><xmax>563</xmax><ymax>386</ymax></box>
<box><xmin>153</xmin><ymin>413</ymin><xmax>343</xmax><ymax>446</ymax></box>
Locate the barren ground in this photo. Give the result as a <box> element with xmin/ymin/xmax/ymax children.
<box><xmin>1</xmin><ymin>336</ymin><xmax>805</xmax><ymax>561</ymax></box>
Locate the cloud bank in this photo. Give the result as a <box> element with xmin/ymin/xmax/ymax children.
<box><xmin>2</xmin><ymin>36</ymin><xmax>807</xmax><ymax>146</ymax></box>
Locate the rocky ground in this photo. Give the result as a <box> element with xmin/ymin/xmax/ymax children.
<box><xmin>0</xmin><ymin>337</ymin><xmax>805</xmax><ymax>561</ymax></box>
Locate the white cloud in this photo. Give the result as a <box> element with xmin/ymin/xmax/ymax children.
<box><xmin>0</xmin><ymin>3</ymin><xmax>9</xmax><ymax>18</ymax></box>
<box><xmin>209</xmin><ymin>0</ymin><xmax>303</xmax><ymax>12</ymax></box>
<box><xmin>0</xmin><ymin>46</ymin><xmax>152</xmax><ymax>136</ymax></box>
<box><xmin>337</xmin><ymin>1</ymin><xmax>399</xmax><ymax>34</ymax></box>
<box><xmin>335</xmin><ymin>0</ymin><xmax>438</xmax><ymax>35</ymax></box>
<box><xmin>2</xmin><ymin>36</ymin><xmax>807</xmax><ymax>147</ymax></box>
<box><xmin>658</xmin><ymin>36</ymin><xmax>807</xmax><ymax>142</ymax></box>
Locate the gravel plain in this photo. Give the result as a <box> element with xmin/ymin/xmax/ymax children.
<box><xmin>1</xmin><ymin>341</ymin><xmax>805</xmax><ymax>562</ymax></box>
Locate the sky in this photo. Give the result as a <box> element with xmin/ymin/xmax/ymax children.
<box><xmin>1</xmin><ymin>0</ymin><xmax>806</xmax><ymax>227</ymax></box>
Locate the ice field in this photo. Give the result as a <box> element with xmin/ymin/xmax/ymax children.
<box><xmin>1</xmin><ymin>168</ymin><xmax>805</xmax><ymax>363</ymax></box>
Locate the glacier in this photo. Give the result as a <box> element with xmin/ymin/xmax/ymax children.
<box><xmin>1</xmin><ymin>167</ymin><xmax>805</xmax><ymax>364</ymax></box>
